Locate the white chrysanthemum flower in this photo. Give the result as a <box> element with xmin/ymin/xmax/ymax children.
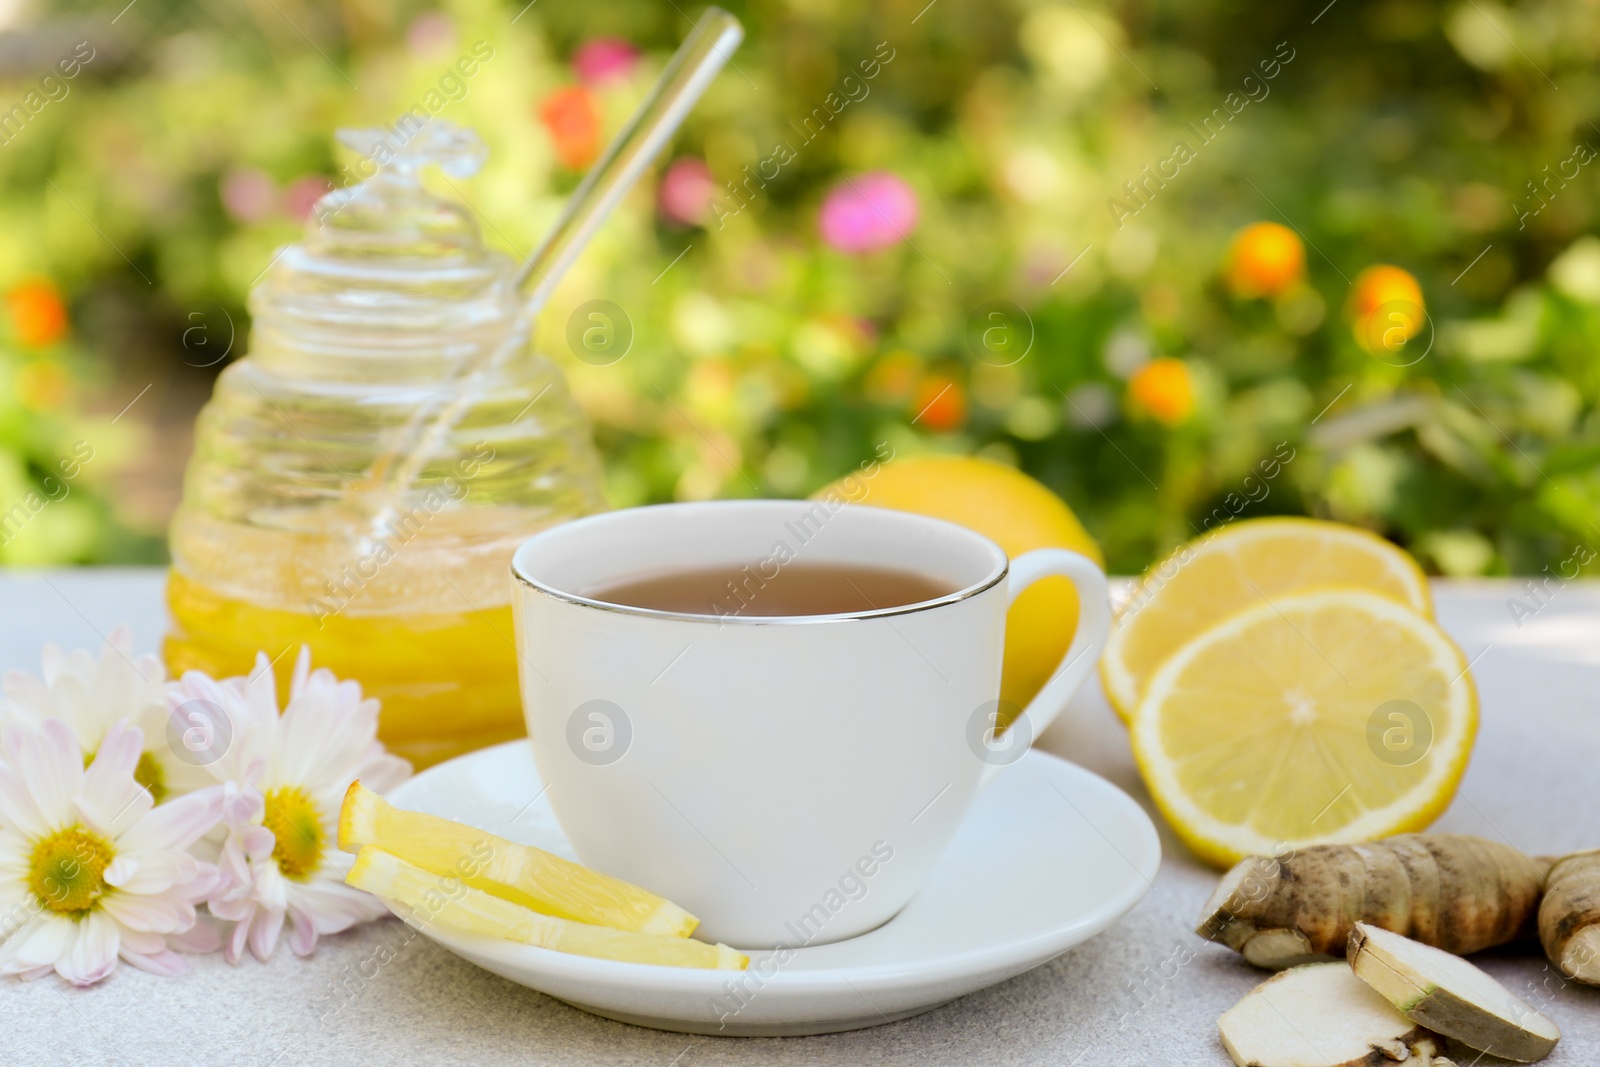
<box><xmin>173</xmin><ymin>648</ymin><xmax>410</xmax><ymax>963</ymax></box>
<box><xmin>0</xmin><ymin>719</ymin><xmax>222</xmax><ymax>985</ymax></box>
<box><xmin>1</xmin><ymin>626</ymin><xmax>212</xmax><ymax>803</ymax></box>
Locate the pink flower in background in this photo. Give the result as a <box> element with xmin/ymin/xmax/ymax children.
<box><xmin>658</xmin><ymin>157</ymin><xmax>718</xmax><ymax>227</ymax></box>
<box><xmin>220</xmin><ymin>168</ymin><xmax>276</xmax><ymax>224</ymax></box>
<box><xmin>573</xmin><ymin>38</ymin><xmax>640</xmax><ymax>86</ymax></box>
<box><xmin>405</xmin><ymin>12</ymin><xmax>456</xmax><ymax>55</ymax></box>
<box><xmin>284</xmin><ymin>175</ymin><xmax>333</xmax><ymax>222</ymax></box>
<box><xmin>818</xmin><ymin>172</ymin><xmax>919</xmax><ymax>253</ymax></box>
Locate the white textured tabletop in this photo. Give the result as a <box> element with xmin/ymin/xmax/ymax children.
<box><xmin>4</xmin><ymin>569</ymin><xmax>1598</xmax><ymax>1066</ymax></box>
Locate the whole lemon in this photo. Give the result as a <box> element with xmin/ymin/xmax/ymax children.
<box><xmin>814</xmin><ymin>455</ymin><xmax>1102</xmax><ymax>723</ymax></box>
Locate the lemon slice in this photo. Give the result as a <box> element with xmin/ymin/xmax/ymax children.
<box><xmin>1102</xmin><ymin>518</ymin><xmax>1432</xmax><ymax>722</ymax></box>
<box><xmin>339</xmin><ymin>781</ymin><xmax>697</xmax><ymax>937</ymax></box>
<box><xmin>347</xmin><ymin>847</ymin><xmax>747</xmax><ymax>970</ymax></box>
<box><xmin>1131</xmin><ymin>588</ymin><xmax>1477</xmax><ymax>868</ymax></box>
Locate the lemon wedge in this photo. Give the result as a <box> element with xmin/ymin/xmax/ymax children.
<box><xmin>346</xmin><ymin>847</ymin><xmax>747</xmax><ymax>970</ymax></box>
<box><xmin>338</xmin><ymin>781</ymin><xmax>697</xmax><ymax>937</ymax></box>
<box><xmin>1102</xmin><ymin>518</ymin><xmax>1432</xmax><ymax>722</ymax></box>
<box><xmin>1130</xmin><ymin>588</ymin><xmax>1477</xmax><ymax>868</ymax></box>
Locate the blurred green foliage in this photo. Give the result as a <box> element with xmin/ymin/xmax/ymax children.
<box><xmin>2</xmin><ymin>0</ymin><xmax>1598</xmax><ymax>575</ymax></box>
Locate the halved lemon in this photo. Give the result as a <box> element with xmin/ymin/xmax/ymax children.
<box><xmin>1130</xmin><ymin>588</ymin><xmax>1477</xmax><ymax>868</ymax></box>
<box><xmin>1102</xmin><ymin>518</ymin><xmax>1432</xmax><ymax>722</ymax></box>
<box><xmin>346</xmin><ymin>847</ymin><xmax>747</xmax><ymax>970</ymax></box>
<box><xmin>339</xmin><ymin>781</ymin><xmax>697</xmax><ymax>937</ymax></box>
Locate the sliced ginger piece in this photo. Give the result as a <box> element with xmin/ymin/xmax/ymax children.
<box><xmin>339</xmin><ymin>780</ymin><xmax>697</xmax><ymax>937</ymax></box>
<box><xmin>1349</xmin><ymin>922</ymin><xmax>1560</xmax><ymax>1063</ymax></box>
<box><xmin>347</xmin><ymin>847</ymin><xmax>747</xmax><ymax>970</ymax></box>
<box><xmin>1219</xmin><ymin>961</ymin><xmax>1441</xmax><ymax>1067</ymax></box>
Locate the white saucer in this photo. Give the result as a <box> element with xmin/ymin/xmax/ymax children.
<box><xmin>385</xmin><ymin>741</ymin><xmax>1160</xmax><ymax>1036</ymax></box>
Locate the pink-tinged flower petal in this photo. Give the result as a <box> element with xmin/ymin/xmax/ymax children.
<box><xmin>43</xmin><ymin>673</ymin><xmax>101</xmax><ymax>749</ymax></box>
<box><xmin>0</xmin><ymin>758</ymin><xmax>52</xmax><ymax>838</ymax></box>
<box><xmin>120</xmin><ymin>946</ymin><xmax>190</xmax><ymax>977</ymax></box>
<box><xmin>55</xmin><ymin>911</ymin><xmax>119</xmax><ymax>986</ymax></box>
<box><xmin>0</xmin><ymin>915</ymin><xmax>68</xmax><ymax>972</ymax></box>
<box><xmin>103</xmin><ymin>855</ymin><xmax>137</xmax><ymax>888</ymax></box>
<box><xmin>659</xmin><ymin>158</ymin><xmax>718</xmax><ymax>228</ymax></box>
<box><xmin>224</xmin><ymin>908</ymin><xmax>252</xmax><ymax>964</ymax></box>
<box><xmin>183</xmin><ymin>860</ymin><xmax>222</xmax><ymax>903</ymax></box>
<box><xmin>279</xmin><ymin>693</ymin><xmax>374</xmax><ymax>788</ymax></box>
<box><xmin>77</xmin><ymin>721</ymin><xmax>151</xmax><ymax>837</ymax></box>
<box><xmin>103</xmin><ymin>891</ymin><xmax>189</xmax><ymax>935</ymax></box>
<box><xmin>15</xmin><ymin>964</ymin><xmax>53</xmax><ymax>981</ymax></box>
<box><xmin>168</xmin><ymin>915</ymin><xmax>221</xmax><ymax>955</ymax></box>
<box><xmin>240</xmin><ymin>825</ymin><xmax>276</xmax><ymax>865</ymax></box>
<box><xmin>105</xmin><ymin>624</ymin><xmax>134</xmax><ymax>657</ymax></box>
<box><xmin>221</xmin><ymin>778</ymin><xmax>264</xmax><ymax>826</ymax></box>
<box><xmin>39</xmin><ymin>643</ymin><xmax>68</xmax><ymax>685</ymax></box>
<box><xmin>117</xmin><ymin>786</ymin><xmax>222</xmax><ymax>856</ymax></box>
<box><xmin>0</xmin><ymin>879</ymin><xmax>28</xmax><ymax>917</ymax></box>
<box><xmin>118</xmin><ymin>926</ymin><xmax>164</xmax><ymax>955</ymax></box>
<box><xmin>293</xmin><ymin>878</ymin><xmax>391</xmax><ymax>935</ymax></box>
<box><xmin>817</xmin><ymin>172</ymin><xmax>920</xmax><ymax>254</ymax></box>
<box><xmin>248</xmin><ymin>905</ymin><xmax>286</xmax><ymax>962</ymax></box>
<box><xmin>3</xmin><ymin>668</ymin><xmax>49</xmax><ymax>712</ymax></box>
<box><xmin>573</xmin><ymin>37</ymin><xmax>639</xmax><ymax>86</ymax></box>
<box><xmin>242</xmin><ymin>657</ymin><xmax>283</xmax><ymax>741</ymax></box>
<box><xmin>86</xmin><ymin>717</ymin><xmax>141</xmax><ymax>774</ymax></box>
<box><xmin>286</xmin><ymin>903</ymin><xmax>319</xmax><ymax>956</ymax></box>
<box><xmin>356</xmin><ymin>749</ymin><xmax>412</xmax><ymax>794</ymax></box>
<box><xmin>289</xmin><ymin>645</ymin><xmax>312</xmax><ymax>700</ymax></box>
<box><xmin>4</xmin><ymin>719</ymin><xmax>82</xmax><ymax>829</ymax></box>
<box><xmin>110</xmin><ymin>853</ymin><xmax>192</xmax><ymax>896</ymax></box>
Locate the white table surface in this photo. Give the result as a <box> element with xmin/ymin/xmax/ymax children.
<box><xmin>4</xmin><ymin>569</ymin><xmax>1598</xmax><ymax>1066</ymax></box>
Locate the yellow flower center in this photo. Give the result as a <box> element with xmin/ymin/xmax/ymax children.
<box><xmin>262</xmin><ymin>786</ymin><xmax>324</xmax><ymax>881</ymax></box>
<box><xmin>81</xmin><ymin>747</ymin><xmax>168</xmax><ymax>804</ymax></box>
<box><xmin>28</xmin><ymin>827</ymin><xmax>115</xmax><ymax>917</ymax></box>
<box><xmin>134</xmin><ymin>751</ymin><xmax>168</xmax><ymax>803</ymax></box>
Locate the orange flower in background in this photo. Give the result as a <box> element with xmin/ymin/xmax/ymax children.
<box><xmin>8</xmin><ymin>280</ymin><xmax>69</xmax><ymax>348</ymax></box>
<box><xmin>538</xmin><ymin>85</ymin><xmax>602</xmax><ymax>170</ymax></box>
<box><xmin>1128</xmin><ymin>357</ymin><xmax>1195</xmax><ymax>425</ymax></box>
<box><xmin>15</xmin><ymin>359</ymin><xmax>70</xmax><ymax>411</ymax></box>
<box><xmin>1225</xmin><ymin>222</ymin><xmax>1304</xmax><ymax>298</ymax></box>
<box><xmin>1348</xmin><ymin>264</ymin><xmax>1424</xmax><ymax>354</ymax></box>
<box><xmin>911</xmin><ymin>374</ymin><xmax>967</xmax><ymax>432</ymax></box>
<box><xmin>864</xmin><ymin>350</ymin><xmax>922</xmax><ymax>405</ymax></box>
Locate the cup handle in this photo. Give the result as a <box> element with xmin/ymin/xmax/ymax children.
<box><xmin>978</xmin><ymin>549</ymin><xmax>1111</xmax><ymax>787</ymax></box>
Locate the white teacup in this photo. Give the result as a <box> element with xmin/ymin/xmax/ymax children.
<box><xmin>510</xmin><ymin>500</ymin><xmax>1110</xmax><ymax>947</ymax></box>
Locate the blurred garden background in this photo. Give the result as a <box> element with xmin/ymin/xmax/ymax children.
<box><xmin>2</xmin><ymin>0</ymin><xmax>1599</xmax><ymax>575</ymax></box>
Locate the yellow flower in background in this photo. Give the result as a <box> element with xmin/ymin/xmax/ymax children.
<box><xmin>16</xmin><ymin>359</ymin><xmax>70</xmax><ymax>411</ymax></box>
<box><xmin>864</xmin><ymin>350</ymin><xmax>922</xmax><ymax>405</ymax></box>
<box><xmin>8</xmin><ymin>280</ymin><xmax>69</xmax><ymax>348</ymax></box>
<box><xmin>1225</xmin><ymin>222</ymin><xmax>1305</xmax><ymax>299</ymax></box>
<box><xmin>1349</xmin><ymin>264</ymin><xmax>1425</xmax><ymax>355</ymax></box>
<box><xmin>1127</xmin><ymin>357</ymin><xmax>1195</xmax><ymax>425</ymax></box>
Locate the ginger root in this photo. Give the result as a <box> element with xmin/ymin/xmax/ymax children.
<box><xmin>1197</xmin><ymin>834</ymin><xmax>1550</xmax><ymax>969</ymax></box>
<box><xmin>1538</xmin><ymin>849</ymin><xmax>1600</xmax><ymax>985</ymax></box>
